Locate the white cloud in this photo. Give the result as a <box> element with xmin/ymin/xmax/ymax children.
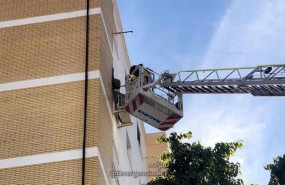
<box><xmin>174</xmin><ymin>96</ymin><xmax>272</xmax><ymax>184</ymax></box>
<box><xmin>174</xmin><ymin>0</ymin><xmax>285</xmax><ymax>184</ymax></box>
<box><xmin>202</xmin><ymin>0</ymin><xmax>285</xmax><ymax>69</ymax></box>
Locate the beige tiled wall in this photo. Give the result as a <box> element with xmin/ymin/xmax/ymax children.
<box><xmin>100</xmin><ymin>28</ymin><xmax>114</xmax><ymax>108</ymax></box>
<box><xmin>0</xmin><ymin>80</ymin><xmax>99</xmax><ymax>159</ymax></box>
<box><xmin>0</xmin><ymin>0</ymin><xmax>100</xmax><ymax>21</ymax></box>
<box><xmin>0</xmin><ymin>157</ymin><xmax>99</xmax><ymax>185</ymax></box>
<box><xmin>99</xmin><ymin>86</ymin><xmax>113</xmax><ymax>185</ymax></box>
<box><xmin>99</xmin><ymin>163</ymin><xmax>107</xmax><ymax>185</ymax></box>
<box><xmin>100</xmin><ymin>0</ymin><xmax>114</xmax><ymax>44</ymax></box>
<box><xmin>0</xmin><ymin>0</ymin><xmax>116</xmax><ymax>184</ymax></box>
<box><xmin>0</xmin><ymin>15</ymin><xmax>101</xmax><ymax>83</ymax></box>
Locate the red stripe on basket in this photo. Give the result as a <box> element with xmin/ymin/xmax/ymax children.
<box><xmin>139</xmin><ymin>94</ymin><xmax>144</xmax><ymax>105</ymax></box>
<box><xmin>167</xmin><ymin>115</ymin><xmax>182</xmax><ymax>119</ymax></box>
<box><xmin>160</xmin><ymin>121</ymin><xmax>176</xmax><ymax>126</ymax></box>
<box><xmin>132</xmin><ymin>100</ymin><xmax>137</xmax><ymax>112</ymax></box>
<box><xmin>159</xmin><ymin>127</ymin><xmax>169</xmax><ymax>131</ymax></box>
<box><xmin>125</xmin><ymin>105</ymin><xmax>130</xmax><ymax>113</ymax></box>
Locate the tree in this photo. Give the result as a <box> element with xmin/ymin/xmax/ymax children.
<box><xmin>265</xmin><ymin>154</ymin><xmax>285</xmax><ymax>185</ymax></box>
<box><xmin>147</xmin><ymin>132</ymin><xmax>244</xmax><ymax>185</ymax></box>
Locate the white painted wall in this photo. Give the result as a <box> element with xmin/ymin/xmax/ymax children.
<box><xmin>112</xmin><ymin>2</ymin><xmax>148</xmax><ymax>184</ymax></box>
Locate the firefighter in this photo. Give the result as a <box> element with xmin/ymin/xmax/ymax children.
<box><xmin>112</xmin><ymin>68</ymin><xmax>121</xmax><ymax>104</ymax></box>
<box><xmin>112</xmin><ymin>78</ymin><xmax>120</xmax><ymax>103</ymax></box>
<box><xmin>129</xmin><ymin>64</ymin><xmax>142</xmax><ymax>81</ymax></box>
<box><xmin>129</xmin><ymin>64</ymin><xmax>153</xmax><ymax>85</ymax></box>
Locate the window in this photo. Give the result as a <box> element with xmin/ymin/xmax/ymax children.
<box><xmin>137</xmin><ymin>124</ymin><xmax>141</xmax><ymax>146</ymax></box>
<box><xmin>126</xmin><ymin>132</ymin><xmax>132</xmax><ymax>167</ymax></box>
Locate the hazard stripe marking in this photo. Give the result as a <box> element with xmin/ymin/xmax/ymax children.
<box><xmin>125</xmin><ymin>105</ymin><xmax>130</xmax><ymax>113</ymax></box>
<box><xmin>159</xmin><ymin>127</ymin><xmax>169</xmax><ymax>131</ymax></box>
<box><xmin>132</xmin><ymin>99</ymin><xmax>137</xmax><ymax>112</ymax></box>
<box><xmin>167</xmin><ymin>115</ymin><xmax>182</xmax><ymax>119</ymax></box>
<box><xmin>160</xmin><ymin>121</ymin><xmax>176</xmax><ymax>126</ymax></box>
<box><xmin>139</xmin><ymin>94</ymin><xmax>144</xmax><ymax>105</ymax></box>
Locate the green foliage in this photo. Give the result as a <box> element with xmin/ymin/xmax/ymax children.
<box><xmin>147</xmin><ymin>177</ymin><xmax>175</xmax><ymax>185</ymax></box>
<box><xmin>265</xmin><ymin>154</ymin><xmax>285</xmax><ymax>185</ymax></box>
<box><xmin>147</xmin><ymin>131</ymin><xmax>244</xmax><ymax>185</ymax></box>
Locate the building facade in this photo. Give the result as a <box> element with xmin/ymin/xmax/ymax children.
<box><xmin>146</xmin><ymin>132</ymin><xmax>168</xmax><ymax>182</ymax></box>
<box><xmin>0</xmin><ymin>1</ymin><xmax>167</xmax><ymax>184</ymax></box>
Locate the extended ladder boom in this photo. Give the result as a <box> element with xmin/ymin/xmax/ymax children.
<box><xmin>115</xmin><ymin>64</ymin><xmax>285</xmax><ymax>131</ymax></box>
<box><xmin>158</xmin><ymin>64</ymin><xmax>285</xmax><ymax>96</ymax></box>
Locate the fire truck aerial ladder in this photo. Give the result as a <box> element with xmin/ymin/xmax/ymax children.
<box><xmin>114</xmin><ymin>64</ymin><xmax>285</xmax><ymax>131</ymax></box>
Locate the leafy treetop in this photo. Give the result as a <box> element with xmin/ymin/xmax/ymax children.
<box><xmin>147</xmin><ymin>131</ymin><xmax>244</xmax><ymax>185</ymax></box>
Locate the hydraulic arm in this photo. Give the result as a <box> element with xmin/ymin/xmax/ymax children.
<box><xmin>115</xmin><ymin>64</ymin><xmax>285</xmax><ymax>131</ymax></box>
<box><xmin>157</xmin><ymin>64</ymin><xmax>285</xmax><ymax>96</ymax></box>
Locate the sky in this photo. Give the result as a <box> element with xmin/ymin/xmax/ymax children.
<box><xmin>117</xmin><ymin>0</ymin><xmax>285</xmax><ymax>184</ymax></box>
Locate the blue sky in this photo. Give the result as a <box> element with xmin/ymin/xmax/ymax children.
<box><xmin>117</xmin><ymin>0</ymin><xmax>285</xmax><ymax>184</ymax></box>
